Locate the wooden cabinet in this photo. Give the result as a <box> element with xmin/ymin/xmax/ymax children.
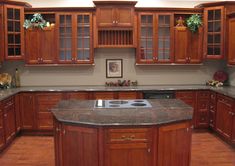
<box><xmin>174</xmin><ymin>27</ymin><xmax>203</xmax><ymax>64</ymax></box>
<box><xmin>228</xmin><ymin>15</ymin><xmax>235</xmax><ymax>65</ymax></box>
<box><xmin>14</xmin><ymin>94</ymin><xmax>21</xmax><ymax>133</ymax></box>
<box><xmin>20</xmin><ymin>93</ymin><xmax>36</xmax><ymax>130</ymax></box>
<box><xmin>2</xmin><ymin>97</ymin><xmax>16</xmax><ymax>144</ymax></box>
<box><xmin>25</xmin><ymin>28</ymin><xmax>56</xmax><ymax>64</ymax></box>
<box><xmin>4</xmin><ymin>5</ymin><xmax>24</xmax><ymax>60</ymax></box>
<box><xmin>56</xmin><ymin>13</ymin><xmax>93</xmax><ymax>64</ymax></box>
<box><xmin>204</xmin><ymin>6</ymin><xmax>224</xmax><ymax>59</ymax></box>
<box><xmin>93</xmin><ymin>92</ymin><xmax>116</xmax><ymax>100</ymax></box>
<box><xmin>104</xmin><ymin>128</ymin><xmax>152</xmax><ymax>166</ymax></box>
<box><xmin>137</xmin><ymin>13</ymin><xmax>174</xmax><ymax>64</ymax></box>
<box><xmin>96</xmin><ymin>6</ymin><xmax>134</xmax><ymax>27</ymax></box>
<box><xmin>195</xmin><ymin>91</ymin><xmax>210</xmax><ymax>128</ymax></box>
<box><xmin>35</xmin><ymin>93</ymin><xmax>63</xmax><ymax>130</ymax></box>
<box><xmin>62</xmin><ymin>125</ymin><xmax>98</xmax><ymax>166</ymax></box>
<box><xmin>65</xmin><ymin>92</ymin><xmax>90</xmax><ymax>100</ymax></box>
<box><xmin>216</xmin><ymin>94</ymin><xmax>234</xmax><ymax>140</ymax></box>
<box><xmin>158</xmin><ymin>122</ymin><xmax>192</xmax><ymax>166</ymax></box>
<box><xmin>209</xmin><ymin>92</ymin><xmax>216</xmax><ymax>130</ymax></box>
<box><xmin>0</xmin><ymin>104</ymin><xmax>5</xmax><ymax>151</ymax></box>
<box><xmin>0</xmin><ymin>5</ymin><xmax>4</xmax><ymax>63</ymax></box>
<box><xmin>118</xmin><ymin>91</ymin><xmax>142</xmax><ymax>99</ymax></box>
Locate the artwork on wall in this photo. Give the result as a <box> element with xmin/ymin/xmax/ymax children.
<box><xmin>106</xmin><ymin>59</ymin><xmax>123</xmax><ymax>78</ymax></box>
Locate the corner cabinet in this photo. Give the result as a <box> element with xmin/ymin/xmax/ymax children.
<box><xmin>0</xmin><ymin>5</ymin><xmax>4</xmax><ymax>63</ymax></box>
<box><xmin>137</xmin><ymin>13</ymin><xmax>174</xmax><ymax>64</ymax></box>
<box><xmin>4</xmin><ymin>5</ymin><xmax>25</xmax><ymax>60</ymax></box>
<box><xmin>56</xmin><ymin>13</ymin><xmax>93</xmax><ymax>64</ymax></box>
<box><xmin>228</xmin><ymin>14</ymin><xmax>235</xmax><ymax>65</ymax></box>
<box><xmin>204</xmin><ymin>6</ymin><xmax>224</xmax><ymax>59</ymax></box>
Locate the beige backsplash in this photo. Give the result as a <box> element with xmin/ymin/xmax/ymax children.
<box><xmin>0</xmin><ymin>48</ymin><xmax>228</xmax><ymax>86</ymax></box>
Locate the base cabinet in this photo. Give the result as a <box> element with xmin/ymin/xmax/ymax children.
<box><xmin>157</xmin><ymin>122</ymin><xmax>192</xmax><ymax>166</ymax></box>
<box><xmin>0</xmin><ymin>109</ymin><xmax>5</xmax><ymax>150</ymax></box>
<box><xmin>54</xmin><ymin>120</ymin><xmax>192</xmax><ymax>166</ymax></box>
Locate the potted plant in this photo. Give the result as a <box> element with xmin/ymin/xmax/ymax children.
<box><xmin>186</xmin><ymin>14</ymin><xmax>202</xmax><ymax>33</ymax></box>
<box><xmin>23</xmin><ymin>13</ymin><xmax>49</xmax><ymax>30</ymax></box>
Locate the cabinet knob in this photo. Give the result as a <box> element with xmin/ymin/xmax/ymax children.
<box><xmin>116</xmin><ymin>21</ymin><xmax>118</xmax><ymax>24</ymax></box>
<box><xmin>113</xmin><ymin>20</ymin><xmax>115</xmax><ymax>24</ymax></box>
<box><xmin>147</xmin><ymin>148</ymin><xmax>151</xmax><ymax>153</ymax></box>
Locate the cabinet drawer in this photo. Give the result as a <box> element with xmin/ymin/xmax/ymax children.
<box><xmin>197</xmin><ymin>91</ymin><xmax>210</xmax><ymax>99</ymax></box>
<box><xmin>106</xmin><ymin>128</ymin><xmax>151</xmax><ymax>143</ymax></box>
<box><xmin>217</xmin><ymin>95</ymin><xmax>233</xmax><ymax>109</ymax></box>
<box><xmin>175</xmin><ymin>91</ymin><xmax>196</xmax><ymax>99</ymax></box>
<box><xmin>197</xmin><ymin>100</ymin><xmax>209</xmax><ymax>110</ymax></box>
<box><xmin>118</xmin><ymin>92</ymin><xmax>138</xmax><ymax>99</ymax></box>
<box><xmin>2</xmin><ymin>97</ymin><xmax>14</xmax><ymax>110</ymax></box>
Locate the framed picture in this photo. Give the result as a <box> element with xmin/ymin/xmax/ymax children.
<box><xmin>106</xmin><ymin>59</ymin><xmax>123</xmax><ymax>78</ymax></box>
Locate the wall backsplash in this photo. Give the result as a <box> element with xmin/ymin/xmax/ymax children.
<box><xmin>0</xmin><ymin>49</ymin><xmax>227</xmax><ymax>86</ymax></box>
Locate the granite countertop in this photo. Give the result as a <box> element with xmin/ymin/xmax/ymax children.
<box><xmin>1</xmin><ymin>85</ymin><xmax>235</xmax><ymax>100</ymax></box>
<box><xmin>51</xmin><ymin>99</ymin><xmax>193</xmax><ymax>126</ymax></box>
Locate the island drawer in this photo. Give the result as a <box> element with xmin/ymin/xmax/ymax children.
<box><xmin>105</xmin><ymin>128</ymin><xmax>152</xmax><ymax>143</ymax></box>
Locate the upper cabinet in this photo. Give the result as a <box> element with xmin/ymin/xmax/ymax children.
<box><xmin>228</xmin><ymin>13</ymin><xmax>235</xmax><ymax>65</ymax></box>
<box><xmin>93</xmin><ymin>1</ymin><xmax>137</xmax><ymax>48</ymax></box>
<box><xmin>4</xmin><ymin>5</ymin><xmax>24</xmax><ymax>60</ymax></box>
<box><xmin>136</xmin><ymin>12</ymin><xmax>174</xmax><ymax>64</ymax></box>
<box><xmin>0</xmin><ymin>5</ymin><xmax>4</xmax><ymax>63</ymax></box>
<box><xmin>56</xmin><ymin>12</ymin><xmax>93</xmax><ymax>64</ymax></box>
<box><xmin>204</xmin><ymin>6</ymin><xmax>224</xmax><ymax>59</ymax></box>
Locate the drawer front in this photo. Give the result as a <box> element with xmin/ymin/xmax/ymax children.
<box><xmin>118</xmin><ymin>92</ymin><xmax>137</xmax><ymax>99</ymax></box>
<box><xmin>93</xmin><ymin>92</ymin><xmax>115</xmax><ymax>100</ymax></box>
<box><xmin>196</xmin><ymin>111</ymin><xmax>209</xmax><ymax>128</ymax></box>
<box><xmin>197</xmin><ymin>100</ymin><xmax>209</xmax><ymax>110</ymax></box>
<box><xmin>217</xmin><ymin>95</ymin><xmax>233</xmax><ymax>109</ymax></box>
<box><xmin>210</xmin><ymin>92</ymin><xmax>216</xmax><ymax>103</ymax></box>
<box><xmin>209</xmin><ymin>110</ymin><xmax>216</xmax><ymax>128</ymax></box>
<box><xmin>106</xmin><ymin>128</ymin><xmax>151</xmax><ymax>143</ymax></box>
<box><xmin>2</xmin><ymin>97</ymin><xmax>14</xmax><ymax>110</ymax></box>
<box><xmin>175</xmin><ymin>91</ymin><xmax>196</xmax><ymax>99</ymax></box>
<box><xmin>197</xmin><ymin>91</ymin><xmax>210</xmax><ymax>99</ymax></box>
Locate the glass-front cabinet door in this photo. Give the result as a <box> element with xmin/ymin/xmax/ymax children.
<box><xmin>137</xmin><ymin>13</ymin><xmax>173</xmax><ymax>64</ymax></box>
<box><xmin>4</xmin><ymin>5</ymin><xmax>24</xmax><ymax>60</ymax></box>
<box><xmin>204</xmin><ymin>6</ymin><xmax>224</xmax><ymax>59</ymax></box>
<box><xmin>57</xmin><ymin>13</ymin><xmax>93</xmax><ymax>64</ymax></box>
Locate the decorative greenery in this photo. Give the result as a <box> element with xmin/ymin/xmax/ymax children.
<box><xmin>186</xmin><ymin>14</ymin><xmax>202</xmax><ymax>33</ymax></box>
<box><xmin>23</xmin><ymin>13</ymin><xmax>48</xmax><ymax>29</ymax></box>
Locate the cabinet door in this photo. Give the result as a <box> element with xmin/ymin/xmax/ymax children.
<box><xmin>189</xmin><ymin>27</ymin><xmax>203</xmax><ymax>63</ymax></box>
<box><xmin>174</xmin><ymin>27</ymin><xmax>188</xmax><ymax>63</ymax></box>
<box><xmin>36</xmin><ymin>93</ymin><xmax>63</xmax><ymax>130</ymax></box>
<box><xmin>195</xmin><ymin>100</ymin><xmax>209</xmax><ymax>128</ymax></box>
<box><xmin>57</xmin><ymin>13</ymin><xmax>73</xmax><ymax>63</ymax></box>
<box><xmin>39</xmin><ymin>28</ymin><xmax>56</xmax><ymax>64</ymax></box>
<box><xmin>115</xmin><ymin>7</ymin><xmax>133</xmax><ymax>27</ymax></box>
<box><xmin>75</xmin><ymin>13</ymin><xmax>93</xmax><ymax>64</ymax></box>
<box><xmin>62</xmin><ymin>125</ymin><xmax>98</xmax><ymax>166</ymax></box>
<box><xmin>231</xmin><ymin>112</ymin><xmax>235</xmax><ymax>143</ymax></box>
<box><xmin>0</xmin><ymin>5</ymin><xmax>4</xmax><ymax>63</ymax></box>
<box><xmin>204</xmin><ymin>6</ymin><xmax>224</xmax><ymax>59</ymax></box>
<box><xmin>54</xmin><ymin>119</ymin><xmax>63</xmax><ymax>166</ymax></box>
<box><xmin>96</xmin><ymin>7</ymin><xmax>115</xmax><ymax>27</ymax></box>
<box><xmin>14</xmin><ymin>94</ymin><xmax>21</xmax><ymax>133</ymax></box>
<box><xmin>228</xmin><ymin>17</ymin><xmax>235</xmax><ymax>65</ymax></box>
<box><xmin>158</xmin><ymin>122</ymin><xmax>192</xmax><ymax>166</ymax></box>
<box><xmin>93</xmin><ymin>92</ymin><xmax>116</xmax><ymax>99</ymax></box>
<box><xmin>0</xmin><ymin>110</ymin><xmax>5</xmax><ymax>150</ymax></box>
<box><xmin>137</xmin><ymin>13</ymin><xmax>155</xmax><ymax>63</ymax></box>
<box><xmin>118</xmin><ymin>92</ymin><xmax>138</xmax><ymax>99</ymax></box>
<box><xmin>20</xmin><ymin>93</ymin><xmax>36</xmax><ymax>130</ymax></box>
<box><xmin>25</xmin><ymin>29</ymin><xmax>39</xmax><ymax>64</ymax></box>
<box><xmin>156</xmin><ymin>14</ymin><xmax>174</xmax><ymax>63</ymax></box>
<box><xmin>66</xmin><ymin>92</ymin><xmax>89</xmax><ymax>100</ymax></box>
<box><xmin>4</xmin><ymin>5</ymin><xmax>24</xmax><ymax>60</ymax></box>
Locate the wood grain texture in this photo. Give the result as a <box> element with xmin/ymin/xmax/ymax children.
<box><xmin>0</xmin><ymin>132</ymin><xmax>235</xmax><ymax>166</ymax></box>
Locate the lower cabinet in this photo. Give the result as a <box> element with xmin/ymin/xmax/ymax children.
<box><xmin>93</xmin><ymin>92</ymin><xmax>116</xmax><ymax>99</ymax></box>
<box><xmin>216</xmin><ymin>94</ymin><xmax>234</xmax><ymax>140</ymax></box>
<box><xmin>208</xmin><ymin>92</ymin><xmax>216</xmax><ymax>130</ymax></box>
<box><xmin>104</xmin><ymin>128</ymin><xmax>152</xmax><ymax>166</ymax></box>
<box><xmin>157</xmin><ymin>122</ymin><xmax>192</xmax><ymax>166</ymax></box>
<box><xmin>14</xmin><ymin>94</ymin><xmax>21</xmax><ymax>133</ymax></box>
<box><xmin>0</xmin><ymin>108</ymin><xmax>5</xmax><ymax>150</ymax></box>
<box><xmin>54</xmin><ymin>121</ymin><xmax>98</xmax><ymax>166</ymax></box>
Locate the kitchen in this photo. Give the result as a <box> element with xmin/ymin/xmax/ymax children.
<box><xmin>0</xmin><ymin>0</ymin><xmax>235</xmax><ymax>166</ymax></box>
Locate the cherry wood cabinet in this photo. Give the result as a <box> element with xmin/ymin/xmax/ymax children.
<box><xmin>35</xmin><ymin>93</ymin><xmax>63</xmax><ymax>131</ymax></box>
<box><xmin>228</xmin><ymin>15</ymin><xmax>235</xmax><ymax>65</ymax></box>
<box><xmin>0</xmin><ymin>5</ymin><xmax>4</xmax><ymax>63</ymax></box>
<box><xmin>14</xmin><ymin>93</ymin><xmax>21</xmax><ymax>133</ymax></box>
<box><xmin>93</xmin><ymin>92</ymin><xmax>116</xmax><ymax>100</ymax></box>
<box><xmin>2</xmin><ymin>97</ymin><xmax>16</xmax><ymax>144</ymax></box>
<box><xmin>137</xmin><ymin>13</ymin><xmax>174</xmax><ymax>64</ymax></box>
<box><xmin>65</xmin><ymin>92</ymin><xmax>90</xmax><ymax>100</ymax></box>
<box><xmin>208</xmin><ymin>92</ymin><xmax>216</xmax><ymax>130</ymax></box>
<box><xmin>158</xmin><ymin>122</ymin><xmax>192</xmax><ymax>166</ymax></box>
<box><xmin>104</xmin><ymin>128</ymin><xmax>152</xmax><ymax>166</ymax></box>
<box><xmin>118</xmin><ymin>91</ymin><xmax>142</xmax><ymax>99</ymax></box>
<box><xmin>96</xmin><ymin>6</ymin><xmax>134</xmax><ymax>27</ymax></box>
<box><xmin>25</xmin><ymin>28</ymin><xmax>56</xmax><ymax>64</ymax></box>
<box><xmin>204</xmin><ymin>6</ymin><xmax>224</xmax><ymax>59</ymax></box>
<box><xmin>61</xmin><ymin>124</ymin><xmax>98</xmax><ymax>166</ymax></box>
<box><xmin>216</xmin><ymin>94</ymin><xmax>234</xmax><ymax>140</ymax></box>
<box><xmin>20</xmin><ymin>93</ymin><xmax>36</xmax><ymax>130</ymax></box>
<box><xmin>4</xmin><ymin>5</ymin><xmax>24</xmax><ymax>60</ymax></box>
<box><xmin>174</xmin><ymin>27</ymin><xmax>203</xmax><ymax>64</ymax></box>
<box><xmin>56</xmin><ymin>12</ymin><xmax>93</xmax><ymax>64</ymax></box>
<box><xmin>0</xmin><ymin>104</ymin><xmax>5</xmax><ymax>151</ymax></box>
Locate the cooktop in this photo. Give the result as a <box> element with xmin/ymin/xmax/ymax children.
<box><xmin>94</xmin><ymin>99</ymin><xmax>152</xmax><ymax>108</ymax></box>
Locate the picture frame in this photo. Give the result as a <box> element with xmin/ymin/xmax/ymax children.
<box><xmin>106</xmin><ymin>59</ymin><xmax>123</xmax><ymax>78</ymax></box>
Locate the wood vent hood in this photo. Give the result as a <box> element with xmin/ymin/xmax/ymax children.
<box><xmin>93</xmin><ymin>0</ymin><xmax>137</xmax><ymax>48</ymax></box>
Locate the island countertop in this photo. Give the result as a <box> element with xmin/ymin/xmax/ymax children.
<box><xmin>51</xmin><ymin>99</ymin><xmax>193</xmax><ymax>126</ymax></box>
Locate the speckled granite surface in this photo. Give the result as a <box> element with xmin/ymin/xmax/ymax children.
<box><xmin>0</xmin><ymin>85</ymin><xmax>235</xmax><ymax>100</ymax></box>
<box><xmin>51</xmin><ymin>99</ymin><xmax>193</xmax><ymax>126</ymax></box>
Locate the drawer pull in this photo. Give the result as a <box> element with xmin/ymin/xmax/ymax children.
<box><xmin>121</xmin><ymin>135</ymin><xmax>135</xmax><ymax>141</ymax></box>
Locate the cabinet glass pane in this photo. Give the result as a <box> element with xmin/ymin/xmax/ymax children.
<box><xmin>208</xmin><ymin>10</ymin><xmax>214</xmax><ymax>21</ymax></box>
<box><xmin>207</xmin><ymin>46</ymin><xmax>213</xmax><ymax>55</ymax></box>
<box><xmin>15</xmin><ymin>47</ymin><xmax>20</xmax><ymax>55</ymax></box>
<box><xmin>7</xmin><ymin>21</ymin><xmax>13</xmax><ymax>31</ymax></box>
<box><xmin>8</xmin><ymin>47</ymin><xmax>14</xmax><ymax>55</ymax></box>
<box><xmin>15</xmin><ymin>34</ymin><xmax>20</xmax><ymax>44</ymax></box>
<box><xmin>146</xmin><ymin>50</ymin><xmax>153</xmax><ymax>59</ymax></box>
<box><xmin>214</xmin><ymin>34</ymin><xmax>220</xmax><ymax>44</ymax></box>
<box><xmin>15</xmin><ymin>22</ymin><xmax>20</xmax><ymax>32</ymax></box>
<box><xmin>84</xmin><ymin>50</ymin><xmax>90</xmax><ymax>60</ymax></box>
<box><xmin>8</xmin><ymin>34</ymin><xmax>14</xmax><ymax>44</ymax></box>
<box><xmin>215</xmin><ymin>9</ymin><xmax>221</xmax><ymax>20</ymax></box>
<box><xmin>208</xmin><ymin>22</ymin><xmax>213</xmax><ymax>32</ymax></box>
<box><xmin>7</xmin><ymin>8</ymin><xmax>13</xmax><ymax>19</ymax></box>
<box><xmin>14</xmin><ymin>9</ymin><xmax>20</xmax><ymax>20</ymax></box>
<box><xmin>146</xmin><ymin>39</ymin><xmax>153</xmax><ymax>48</ymax></box>
<box><xmin>214</xmin><ymin>47</ymin><xmax>220</xmax><ymax>55</ymax></box>
<box><xmin>84</xmin><ymin>15</ymin><xmax>90</xmax><ymax>24</ymax></box>
<box><xmin>208</xmin><ymin>34</ymin><xmax>213</xmax><ymax>44</ymax></box>
<box><xmin>214</xmin><ymin>21</ymin><xmax>221</xmax><ymax>32</ymax></box>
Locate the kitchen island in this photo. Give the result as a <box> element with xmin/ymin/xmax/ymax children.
<box><xmin>52</xmin><ymin>99</ymin><xmax>193</xmax><ymax>166</ymax></box>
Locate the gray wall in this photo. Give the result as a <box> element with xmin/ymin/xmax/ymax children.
<box><xmin>0</xmin><ymin>49</ymin><xmax>227</xmax><ymax>86</ymax></box>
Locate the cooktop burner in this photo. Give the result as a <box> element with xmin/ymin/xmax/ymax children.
<box><xmin>94</xmin><ymin>99</ymin><xmax>152</xmax><ymax>108</ymax></box>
